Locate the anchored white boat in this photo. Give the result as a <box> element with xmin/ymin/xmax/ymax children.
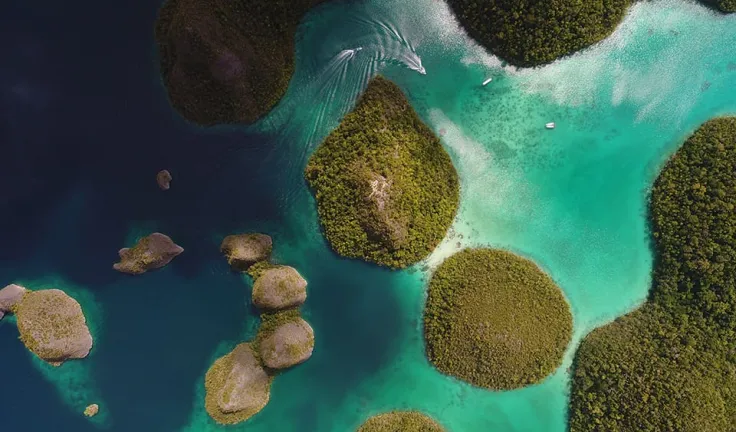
<box><xmin>482</xmin><ymin>77</ymin><xmax>493</xmax><ymax>86</ymax></box>
<box><xmin>546</xmin><ymin>122</ymin><xmax>556</xmax><ymax>129</ymax></box>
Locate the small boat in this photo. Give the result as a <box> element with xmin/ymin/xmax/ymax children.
<box><xmin>482</xmin><ymin>77</ymin><xmax>493</xmax><ymax>86</ymax></box>
<box><xmin>546</xmin><ymin>122</ymin><xmax>556</xmax><ymax>129</ymax></box>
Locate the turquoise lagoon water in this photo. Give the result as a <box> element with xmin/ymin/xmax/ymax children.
<box><xmin>0</xmin><ymin>0</ymin><xmax>735</xmax><ymax>431</ymax></box>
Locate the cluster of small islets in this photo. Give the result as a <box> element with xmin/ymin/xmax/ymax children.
<box><xmin>202</xmin><ymin>233</ymin><xmax>315</xmax><ymax>425</ymax></box>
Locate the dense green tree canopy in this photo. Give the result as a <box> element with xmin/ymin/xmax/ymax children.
<box><xmin>445</xmin><ymin>0</ymin><xmax>733</xmax><ymax>67</ymax></box>
<box><xmin>155</xmin><ymin>0</ymin><xmax>327</xmax><ymax>125</ymax></box>
<box><xmin>305</xmin><ymin>76</ymin><xmax>459</xmax><ymax>269</ymax></box>
<box><xmin>424</xmin><ymin>248</ymin><xmax>572</xmax><ymax>390</ymax></box>
<box><xmin>445</xmin><ymin>0</ymin><xmax>631</xmax><ymax>67</ymax></box>
<box><xmin>649</xmin><ymin>118</ymin><xmax>736</xmax><ymax>334</ymax></box>
<box><xmin>570</xmin><ymin>118</ymin><xmax>736</xmax><ymax>432</ymax></box>
<box><xmin>703</xmin><ymin>0</ymin><xmax>736</xmax><ymax>12</ymax></box>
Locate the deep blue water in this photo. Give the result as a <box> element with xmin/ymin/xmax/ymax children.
<box><xmin>2</xmin><ymin>1</ymin><xmax>315</xmax><ymax>430</ymax></box>
<box><xmin>0</xmin><ymin>1</ymin><xmax>259</xmax><ymax>430</ymax></box>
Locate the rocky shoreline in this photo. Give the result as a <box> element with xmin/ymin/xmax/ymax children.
<box><xmin>204</xmin><ymin>232</ymin><xmax>315</xmax><ymax>425</ymax></box>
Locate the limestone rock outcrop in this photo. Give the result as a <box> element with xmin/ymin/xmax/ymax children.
<box><xmin>220</xmin><ymin>233</ymin><xmax>272</xmax><ymax>271</ymax></box>
<box><xmin>204</xmin><ymin>343</ymin><xmax>272</xmax><ymax>425</ymax></box>
<box><xmin>0</xmin><ymin>283</ymin><xmax>27</xmax><ymax>319</ymax></box>
<box><xmin>252</xmin><ymin>266</ymin><xmax>307</xmax><ymax>310</ymax></box>
<box><xmin>113</xmin><ymin>233</ymin><xmax>184</xmax><ymax>275</ymax></box>
<box><xmin>258</xmin><ymin>318</ymin><xmax>314</xmax><ymax>370</ymax></box>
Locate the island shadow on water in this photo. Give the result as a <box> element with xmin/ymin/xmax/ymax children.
<box><xmin>0</xmin><ymin>0</ymin><xmax>408</xmax><ymax>431</ymax></box>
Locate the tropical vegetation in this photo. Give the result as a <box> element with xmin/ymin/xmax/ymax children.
<box><xmin>703</xmin><ymin>0</ymin><xmax>736</xmax><ymax>12</ymax></box>
<box><xmin>305</xmin><ymin>76</ymin><xmax>459</xmax><ymax>269</ymax></box>
<box><xmin>155</xmin><ymin>0</ymin><xmax>328</xmax><ymax>125</ymax></box>
<box><xmin>569</xmin><ymin>118</ymin><xmax>736</xmax><ymax>432</ymax></box>
<box><xmin>424</xmin><ymin>248</ymin><xmax>572</xmax><ymax>390</ymax></box>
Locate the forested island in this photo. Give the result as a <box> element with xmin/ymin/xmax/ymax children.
<box><xmin>424</xmin><ymin>248</ymin><xmax>572</xmax><ymax>390</ymax></box>
<box><xmin>358</xmin><ymin>411</ymin><xmax>445</xmax><ymax>432</ymax></box>
<box><xmin>305</xmin><ymin>76</ymin><xmax>459</xmax><ymax>269</ymax></box>
<box><xmin>155</xmin><ymin>0</ymin><xmax>328</xmax><ymax>125</ymax></box>
<box><xmin>569</xmin><ymin>118</ymin><xmax>736</xmax><ymax>431</ymax></box>
<box><xmin>446</xmin><ymin>0</ymin><xmax>733</xmax><ymax>68</ymax></box>
<box><xmin>705</xmin><ymin>0</ymin><xmax>736</xmax><ymax>12</ymax></box>
<box><xmin>445</xmin><ymin>0</ymin><xmax>631</xmax><ymax>67</ymax></box>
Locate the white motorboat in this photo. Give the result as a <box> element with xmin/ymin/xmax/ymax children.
<box><xmin>482</xmin><ymin>77</ymin><xmax>493</xmax><ymax>86</ymax></box>
<box><xmin>546</xmin><ymin>122</ymin><xmax>556</xmax><ymax>129</ymax></box>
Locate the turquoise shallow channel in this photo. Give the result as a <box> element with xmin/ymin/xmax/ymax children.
<box><xmin>0</xmin><ymin>0</ymin><xmax>735</xmax><ymax>431</ymax></box>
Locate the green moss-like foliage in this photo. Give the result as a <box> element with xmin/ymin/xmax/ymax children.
<box><xmin>649</xmin><ymin>118</ymin><xmax>736</xmax><ymax>334</ymax></box>
<box><xmin>246</xmin><ymin>261</ymin><xmax>277</xmax><ymax>280</ymax></box>
<box><xmin>15</xmin><ymin>289</ymin><xmax>93</xmax><ymax>365</ymax></box>
<box><xmin>702</xmin><ymin>0</ymin><xmax>736</xmax><ymax>12</ymax></box>
<box><xmin>254</xmin><ymin>308</ymin><xmax>303</xmax><ymax>352</ymax></box>
<box><xmin>445</xmin><ymin>0</ymin><xmax>631</xmax><ymax>67</ymax></box>
<box><xmin>204</xmin><ymin>235</ymin><xmax>314</xmax><ymax>424</ymax></box>
<box><xmin>204</xmin><ymin>343</ymin><xmax>273</xmax><ymax>425</ymax></box>
<box><xmin>155</xmin><ymin>0</ymin><xmax>328</xmax><ymax>125</ymax></box>
<box><xmin>252</xmin><ymin>265</ymin><xmax>307</xmax><ymax>311</ymax></box>
<box><xmin>446</xmin><ymin>0</ymin><xmax>733</xmax><ymax>68</ymax></box>
<box><xmin>114</xmin><ymin>233</ymin><xmax>183</xmax><ymax>275</ymax></box>
<box><xmin>220</xmin><ymin>233</ymin><xmax>272</xmax><ymax>271</ymax></box>
<box><xmin>424</xmin><ymin>248</ymin><xmax>572</xmax><ymax>390</ymax></box>
<box><xmin>357</xmin><ymin>411</ymin><xmax>445</xmax><ymax>432</ymax></box>
<box><xmin>257</xmin><ymin>315</ymin><xmax>314</xmax><ymax>369</ymax></box>
<box><xmin>305</xmin><ymin>76</ymin><xmax>459</xmax><ymax>269</ymax></box>
<box><xmin>570</xmin><ymin>118</ymin><xmax>736</xmax><ymax>432</ymax></box>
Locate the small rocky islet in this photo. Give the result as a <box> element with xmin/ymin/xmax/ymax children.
<box><xmin>256</xmin><ymin>310</ymin><xmax>315</xmax><ymax>370</ymax></box>
<box><xmin>83</xmin><ymin>404</ymin><xmax>100</xmax><ymax>418</ymax></box>
<box><xmin>0</xmin><ymin>284</ymin><xmax>93</xmax><ymax>366</ymax></box>
<box><xmin>113</xmin><ymin>232</ymin><xmax>184</xmax><ymax>275</ymax></box>
<box><xmin>204</xmin><ymin>343</ymin><xmax>272</xmax><ymax>425</ymax></box>
<box><xmin>204</xmin><ymin>232</ymin><xmax>314</xmax><ymax>425</ymax></box>
<box><xmin>251</xmin><ymin>265</ymin><xmax>307</xmax><ymax>311</ymax></box>
<box><xmin>220</xmin><ymin>233</ymin><xmax>272</xmax><ymax>271</ymax></box>
<box><xmin>156</xmin><ymin>169</ymin><xmax>172</xmax><ymax>190</ymax></box>
<box><xmin>446</xmin><ymin>0</ymin><xmax>733</xmax><ymax>68</ymax></box>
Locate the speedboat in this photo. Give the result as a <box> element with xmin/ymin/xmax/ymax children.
<box><xmin>546</xmin><ymin>122</ymin><xmax>556</xmax><ymax>129</ymax></box>
<box><xmin>482</xmin><ymin>77</ymin><xmax>493</xmax><ymax>86</ymax></box>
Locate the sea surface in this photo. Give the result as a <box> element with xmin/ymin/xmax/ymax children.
<box><xmin>0</xmin><ymin>0</ymin><xmax>734</xmax><ymax>431</ymax></box>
